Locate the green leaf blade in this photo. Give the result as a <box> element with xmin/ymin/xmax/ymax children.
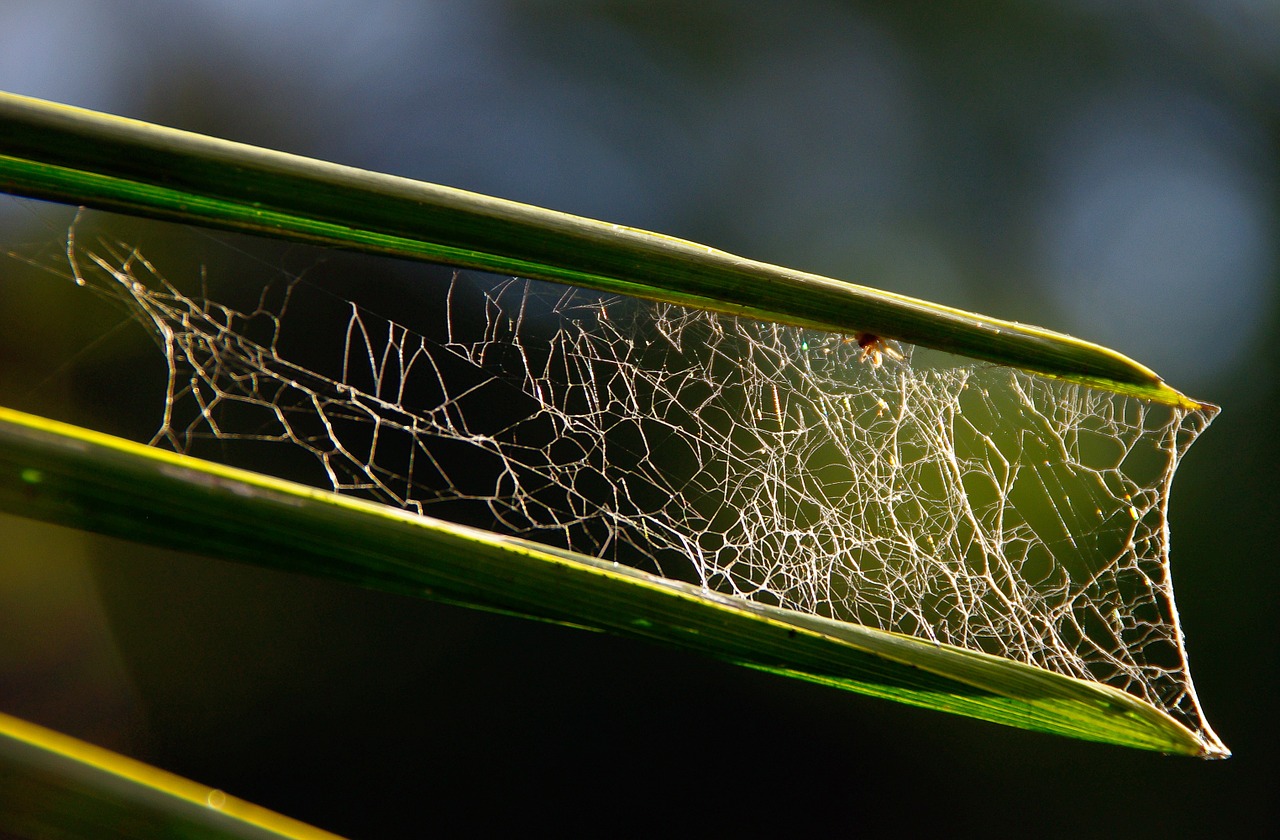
<box><xmin>0</xmin><ymin>406</ymin><xmax>1221</xmax><ymax>757</ymax></box>
<box><xmin>0</xmin><ymin>90</ymin><xmax>1198</xmax><ymax>409</ymax></box>
<box><xmin>0</xmin><ymin>710</ymin><xmax>344</xmax><ymax>840</ymax></box>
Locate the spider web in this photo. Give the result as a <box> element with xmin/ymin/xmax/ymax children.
<box><xmin>30</xmin><ymin>226</ymin><xmax>1224</xmax><ymax>753</ymax></box>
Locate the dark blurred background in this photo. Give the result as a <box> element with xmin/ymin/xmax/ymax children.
<box><xmin>1</xmin><ymin>1</ymin><xmax>1276</xmax><ymax>836</ymax></box>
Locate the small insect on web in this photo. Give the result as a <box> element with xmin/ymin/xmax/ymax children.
<box><xmin>852</xmin><ymin>333</ymin><xmax>903</xmax><ymax>368</ymax></box>
<box><xmin>808</xmin><ymin>332</ymin><xmax>905</xmax><ymax>370</ymax></box>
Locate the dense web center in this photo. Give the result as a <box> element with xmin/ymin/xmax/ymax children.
<box><xmin>31</xmin><ymin>228</ymin><xmax>1222</xmax><ymax>751</ymax></box>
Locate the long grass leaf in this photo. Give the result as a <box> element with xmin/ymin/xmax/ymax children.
<box><xmin>0</xmin><ymin>91</ymin><xmax>1196</xmax><ymax>408</ymax></box>
<box><xmin>0</xmin><ymin>405</ymin><xmax>1218</xmax><ymax>757</ymax></box>
<box><xmin>0</xmin><ymin>710</ymin><xmax>343</xmax><ymax>839</ymax></box>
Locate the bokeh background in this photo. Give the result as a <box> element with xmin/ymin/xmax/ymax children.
<box><xmin>1</xmin><ymin>1</ymin><xmax>1277</xmax><ymax>835</ymax></box>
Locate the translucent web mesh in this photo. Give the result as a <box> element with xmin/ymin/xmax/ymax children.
<box><xmin>35</xmin><ymin>229</ymin><xmax>1221</xmax><ymax>749</ymax></box>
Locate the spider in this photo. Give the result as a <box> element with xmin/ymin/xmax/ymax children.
<box><xmin>852</xmin><ymin>332</ymin><xmax>903</xmax><ymax>368</ymax></box>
